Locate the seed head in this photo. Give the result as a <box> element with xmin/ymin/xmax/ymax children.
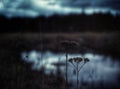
<box><xmin>84</xmin><ymin>58</ymin><xmax>90</xmax><ymax>63</ymax></box>
<box><xmin>60</xmin><ymin>40</ymin><xmax>79</xmax><ymax>49</ymax></box>
<box><xmin>73</xmin><ymin>57</ymin><xmax>83</xmax><ymax>63</ymax></box>
<box><xmin>68</xmin><ymin>58</ymin><xmax>73</xmax><ymax>63</ymax></box>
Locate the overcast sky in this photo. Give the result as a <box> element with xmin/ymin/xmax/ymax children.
<box><xmin>0</xmin><ymin>0</ymin><xmax>120</xmax><ymax>17</ymax></box>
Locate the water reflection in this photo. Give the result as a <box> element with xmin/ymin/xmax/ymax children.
<box><xmin>21</xmin><ymin>50</ymin><xmax>120</xmax><ymax>87</ymax></box>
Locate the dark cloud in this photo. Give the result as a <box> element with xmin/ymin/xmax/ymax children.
<box><xmin>0</xmin><ymin>0</ymin><xmax>120</xmax><ymax>17</ymax></box>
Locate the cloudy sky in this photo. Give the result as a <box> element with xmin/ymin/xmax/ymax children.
<box><xmin>0</xmin><ymin>0</ymin><xmax>120</xmax><ymax>17</ymax></box>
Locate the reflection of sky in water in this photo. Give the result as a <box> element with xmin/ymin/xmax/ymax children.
<box><xmin>21</xmin><ymin>50</ymin><xmax>120</xmax><ymax>86</ymax></box>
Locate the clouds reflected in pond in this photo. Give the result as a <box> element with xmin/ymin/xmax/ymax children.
<box><xmin>21</xmin><ymin>50</ymin><xmax>120</xmax><ymax>87</ymax></box>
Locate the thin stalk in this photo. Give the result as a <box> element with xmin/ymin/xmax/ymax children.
<box><xmin>65</xmin><ymin>52</ymin><xmax>68</xmax><ymax>89</ymax></box>
<box><xmin>78</xmin><ymin>63</ymin><xmax>85</xmax><ymax>72</ymax></box>
<box><xmin>77</xmin><ymin>63</ymin><xmax>79</xmax><ymax>89</ymax></box>
<box><xmin>70</xmin><ymin>62</ymin><xmax>77</xmax><ymax>69</ymax></box>
<box><xmin>40</xmin><ymin>24</ymin><xmax>44</xmax><ymax>89</ymax></box>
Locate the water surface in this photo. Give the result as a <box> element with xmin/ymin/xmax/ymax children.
<box><xmin>21</xmin><ymin>50</ymin><xmax>120</xmax><ymax>88</ymax></box>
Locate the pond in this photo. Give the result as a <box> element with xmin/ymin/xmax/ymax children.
<box><xmin>21</xmin><ymin>50</ymin><xmax>120</xmax><ymax>89</ymax></box>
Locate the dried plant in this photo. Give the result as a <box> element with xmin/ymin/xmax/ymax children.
<box><xmin>60</xmin><ymin>40</ymin><xmax>79</xmax><ymax>89</ymax></box>
<box><xmin>68</xmin><ymin>57</ymin><xmax>90</xmax><ymax>89</ymax></box>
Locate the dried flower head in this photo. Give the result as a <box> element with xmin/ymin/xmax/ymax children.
<box><xmin>61</xmin><ymin>40</ymin><xmax>70</xmax><ymax>48</ymax></box>
<box><xmin>60</xmin><ymin>40</ymin><xmax>79</xmax><ymax>49</ymax></box>
<box><xmin>84</xmin><ymin>58</ymin><xmax>90</xmax><ymax>63</ymax></box>
<box><xmin>70</xmin><ymin>41</ymin><xmax>79</xmax><ymax>46</ymax></box>
<box><xmin>68</xmin><ymin>58</ymin><xmax>73</xmax><ymax>63</ymax></box>
<box><xmin>73</xmin><ymin>57</ymin><xmax>83</xmax><ymax>63</ymax></box>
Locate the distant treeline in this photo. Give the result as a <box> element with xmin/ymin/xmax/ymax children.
<box><xmin>0</xmin><ymin>13</ymin><xmax>120</xmax><ymax>33</ymax></box>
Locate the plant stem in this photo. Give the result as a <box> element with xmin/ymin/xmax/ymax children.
<box><xmin>65</xmin><ymin>52</ymin><xmax>68</xmax><ymax>89</ymax></box>
<box><xmin>78</xmin><ymin>63</ymin><xmax>85</xmax><ymax>72</ymax></box>
<box><xmin>71</xmin><ymin>62</ymin><xmax>77</xmax><ymax>69</ymax></box>
<box><xmin>77</xmin><ymin>63</ymin><xmax>79</xmax><ymax>89</ymax></box>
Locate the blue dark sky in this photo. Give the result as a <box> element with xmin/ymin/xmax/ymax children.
<box><xmin>0</xmin><ymin>0</ymin><xmax>120</xmax><ymax>17</ymax></box>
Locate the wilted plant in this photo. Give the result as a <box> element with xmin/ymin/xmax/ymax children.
<box><xmin>60</xmin><ymin>40</ymin><xmax>79</xmax><ymax>89</ymax></box>
<box><xmin>68</xmin><ymin>57</ymin><xmax>90</xmax><ymax>89</ymax></box>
